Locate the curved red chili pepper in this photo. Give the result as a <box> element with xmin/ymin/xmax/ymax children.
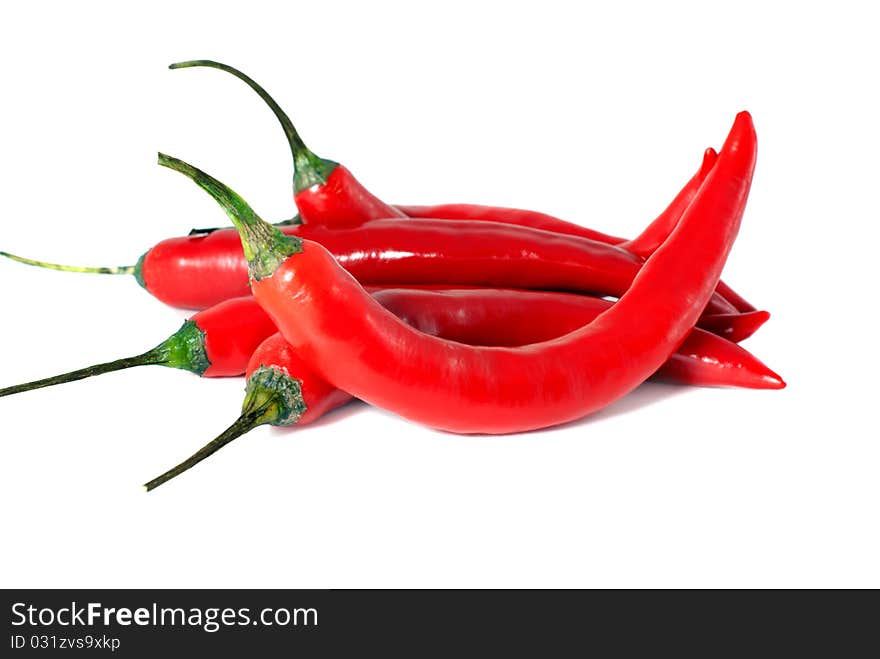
<box><xmin>147</xmin><ymin>111</ymin><xmax>759</xmax><ymax>489</ymax></box>
<box><xmin>145</xmin><ymin>285</ymin><xmax>783</xmax><ymax>489</ymax></box>
<box><xmin>170</xmin><ymin>59</ymin><xmax>405</xmax><ymax>227</ymax></box>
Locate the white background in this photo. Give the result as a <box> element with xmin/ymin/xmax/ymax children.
<box><xmin>1</xmin><ymin>1</ymin><xmax>877</xmax><ymax>588</ymax></box>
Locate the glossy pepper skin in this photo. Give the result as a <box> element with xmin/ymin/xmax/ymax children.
<box><xmin>294</xmin><ymin>163</ymin><xmax>406</xmax><ymax>227</ymax></box>
<box><xmin>139</xmin><ymin>218</ymin><xmax>731</xmax><ymax>315</ymax></box>
<box><xmin>2</xmin><ymin>212</ymin><xmax>732</xmax><ymax>318</ymax></box>
<box><xmin>159</xmin><ymin>111</ymin><xmax>758</xmax><ymax>434</ymax></box>
<box><xmin>197</xmin><ymin>297</ymin><xmax>278</xmax><ymax>376</ymax></box>
<box><xmin>251</xmin><ymin>289</ymin><xmax>782</xmax><ymax>423</ymax></box>
<box><xmin>368</xmin><ymin>288</ymin><xmax>781</xmax><ymax>388</ymax></box>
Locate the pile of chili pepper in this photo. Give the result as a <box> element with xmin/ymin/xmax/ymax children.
<box><xmin>0</xmin><ymin>61</ymin><xmax>783</xmax><ymax>491</ymax></box>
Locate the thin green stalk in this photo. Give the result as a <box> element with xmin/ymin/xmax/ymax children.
<box><xmin>0</xmin><ymin>352</ymin><xmax>160</xmax><ymax>398</ymax></box>
<box><xmin>0</xmin><ymin>320</ymin><xmax>210</xmax><ymax>398</ymax></box>
<box><xmin>169</xmin><ymin>60</ymin><xmax>337</xmax><ymax>191</ymax></box>
<box><xmin>144</xmin><ymin>366</ymin><xmax>306</xmax><ymax>491</ymax></box>
<box><xmin>143</xmin><ymin>407</ymin><xmax>268</xmax><ymax>492</ymax></box>
<box><xmin>0</xmin><ymin>251</ymin><xmax>135</xmax><ymax>275</ymax></box>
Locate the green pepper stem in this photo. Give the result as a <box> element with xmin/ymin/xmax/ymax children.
<box><xmin>0</xmin><ymin>351</ymin><xmax>161</xmax><ymax>399</ymax></box>
<box><xmin>169</xmin><ymin>60</ymin><xmax>308</xmax><ymax>156</ymax></box>
<box><xmin>0</xmin><ymin>250</ymin><xmax>135</xmax><ymax>275</ymax></box>
<box><xmin>169</xmin><ymin>60</ymin><xmax>337</xmax><ymax>192</ymax></box>
<box><xmin>158</xmin><ymin>152</ymin><xmax>301</xmax><ymax>280</ymax></box>
<box><xmin>143</xmin><ymin>407</ymin><xmax>268</xmax><ymax>492</ymax></box>
<box><xmin>0</xmin><ymin>320</ymin><xmax>210</xmax><ymax>399</ymax></box>
<box><xmin>143</xmin><ymin>366</ymin><xmax>306</xmax><ymax>491</ymax></box>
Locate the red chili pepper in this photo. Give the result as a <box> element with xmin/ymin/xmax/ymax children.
<box><xmin>0</xmin><ymin>296</ymin><xmax>277</xmax><ymax>399</ymax></box>
<box><xmin>145</xmin><ymin>285</ymin><xmax>783</xmax><ymax>489</ymax></box>
<box><xmin>152</xmin><ymin>111</ymin><xmax>758</xmax><ymax>462</ymax></box>
<box><xmin>179</xmin><ymin>60</ymin><xmax>754</xmax><ymax>313</ymax></box>
<box><xmin>170</xmin><ymin>59</ymin><xmax>405</xmax><ymax>227</ymax></box>
<box><xmin>368</xmin><ymin>288</ymin><xmax>779</xmax><ymax>388</ymax></box>
<box><xmin>144</xmin><ymin>219</ymin><xmax>654</xmax><ymax>309</ymax></box>
<box><xmin>0</xmin><ymin>214</ymin><xmax>740</xmax><ymax>317</ymax></box>
<box><xmin>616</xmin><ymin>148</ymin><xmax>718</xmax><ymax>256</ymax></box>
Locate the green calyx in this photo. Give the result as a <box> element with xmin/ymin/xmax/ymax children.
<box><xmin>150</xmin><ymin>319</ymin><xmax>211</xmax><ymax>376</ymax></box>
<box><xmin>143</xmin><ymin>366</ymin><xmax>306</xmax><ymax>491</ymax></box>
<box><xmin>0</xmin><ymin>320</ymin><xmax>210</xmax><ymax>400</ymax></box>
<box><xmin>243</xmin><ymin>365</ymin><xmax>307</xmax><ymax>427</ymax></box>
<box><xmin>158</xmin><ymin>152</ymin><xmax>302</xmax><ymax>281</ymax></box>
<box><xmin>293</xmin><ymin>150</ymin><xmax>338</xmax><ymax>193</ymax></box>
<box><xmin>168</xmin><ymin>59</ymin><xmax>338</xmax><ymax>194</ymax></box>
